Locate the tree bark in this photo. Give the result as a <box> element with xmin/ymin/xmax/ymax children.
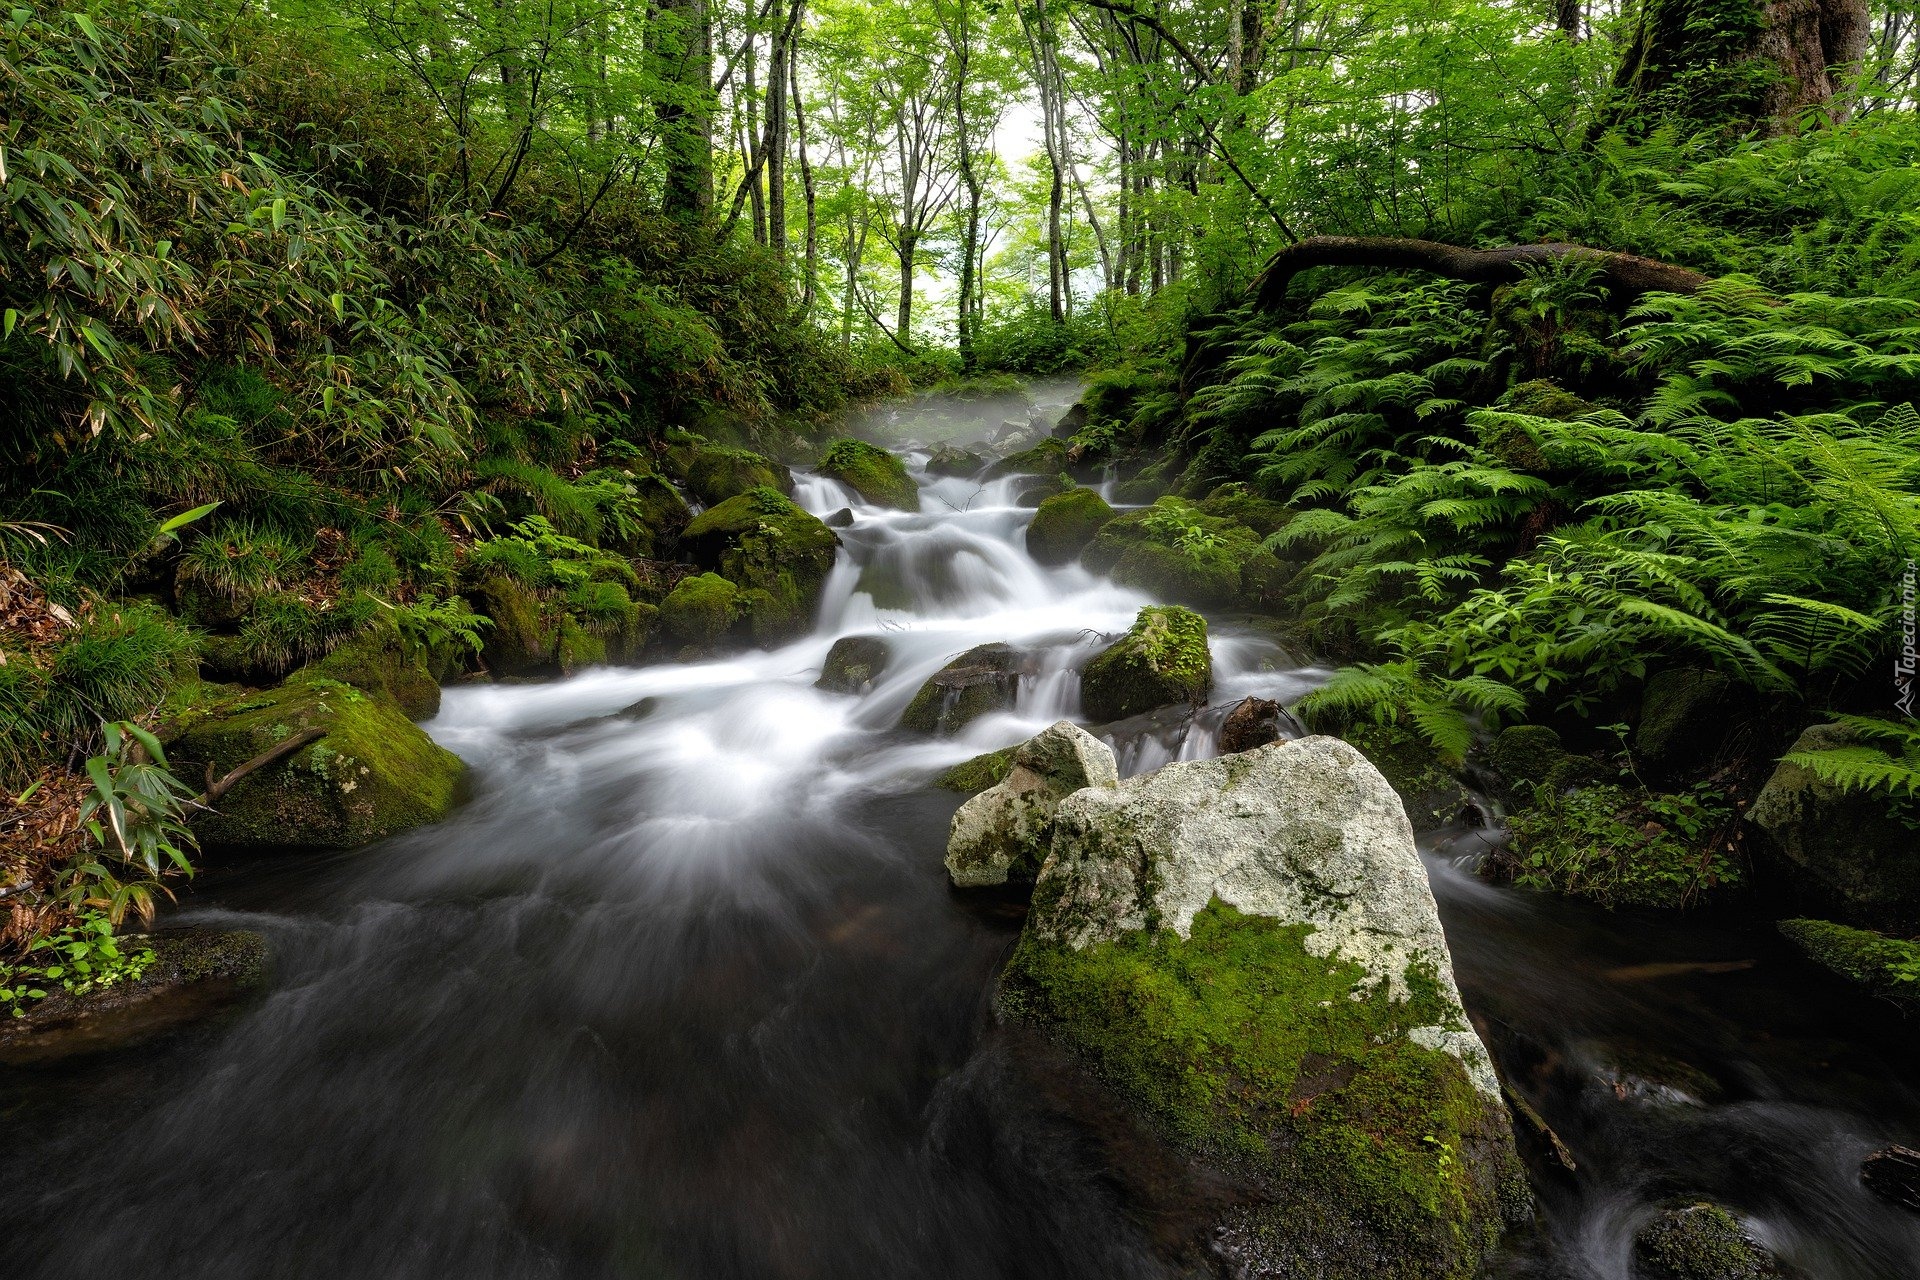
<box><xmin>653</xmin><ymin>0</ymin><xmax>714</xmax><ymax>220</ymax></box>
<box><xmin>790</xmin><ymin>25</ymin><xmax>818</xmax><ymax>314</ymax></box>
<box><xmin>1250</xmin><ymin>237</ymin><xmax>1709</xmax><ymax>311</ymax></box>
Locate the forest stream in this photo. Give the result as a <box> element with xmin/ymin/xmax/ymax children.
<box><xmin>3</xmin><ymin>385</ymin><xmax>1918</xmax><ymax>1280</ymax></box>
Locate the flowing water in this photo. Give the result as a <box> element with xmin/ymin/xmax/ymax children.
<box><xmin>3</xmin><ymin>388</ymin><xmax>1918</xmax><ymax>1279</ymax></box>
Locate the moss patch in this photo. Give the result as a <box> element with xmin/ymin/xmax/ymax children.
<box><xmin>1778</xmin><ymin>918</ymin><xmax>1920</xmax><ymax>1005</ymax></box>
<box><xmin>1001</xmin><ymin>901</ymin><xmax>1522</xmax><ymax>1280</ymax></box>
<box><xmin>935</xmin><ymin>747</ymin><xmax>1015</xmax><ymax>793</ymax></box>
<box><xmin>659</xmin><ymin>572</ymin><xmax>742</xmax><ymax>649</ymax></box>
<box><xmin>1080</xmin><ymin>605</ymin><xmax>1211</xmax><ymax>723</ymax></box>
<box><xmin>684</xmin><ymin>445</ymin><xmax>792</xmax><ymax>507</ymax></box>
<box><xmin>170</xmin><ymin>674</ymin><xmax>465</xmax><ymax>851</ymax></box>
<box><xmin>1026</xmin><ymin>488</ymin><xmax>1115</xmax><ymax>565</ymax></box>
<box><xmin>1633</xmin><ymin>1203</ymin><xmax>1779</xmax><ymax>1280</ymax></box>
<box><xmin>682</xmin><ymin>488</ymin><xmax>840</xmax><ymax>641</ymax></box>
<box><xmin>1080</xmin><ymin>497</ymin><xmax>1289</xmax><ymax>610</ymax></box>
<box><xmin>309</xmin><ymin>630</ymin><xmax>442</xmax><ymax>720</ymax></box>
<box><xmin>818</xmin><ymin>438</ymin><xmax>920</xmax><ymax>511</ymax></box>
<box><xmin>901</xmin><ymin>643</ymin><xmax>1022</xmax><ymax>734</ymax></box>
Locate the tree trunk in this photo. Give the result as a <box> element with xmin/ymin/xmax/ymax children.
<box><xmin>896</xmin><ymin>228</ymin><xmax>918</xmax><ymax>340</ymax></box>
<box><xmin>654</xmin><ymin>0</ymin><xmax>714</xmax><ymax>220</ymax></box>
<box><xmin>766</xmin><ymin>0</ymin><xmax>796</xmax><ymax>262</ymax></box>
<box><xmin>790</xmin><ymin>26</ymin><xmax>818</xmax><ymax>314</ymax></box>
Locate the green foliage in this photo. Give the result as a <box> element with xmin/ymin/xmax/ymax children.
<box><xmin>1506</xmin><ymin>781</ymin><xmax>1739</xmax><ymax>909</ymax></box>
<box><xmin>1</xmin><ymin>912</ymin><xmax>156</xmax><ymax>1019</ymax></box>
<box><xmin>1782</xmin><ymin>715</ymin><xmax>1920</xmax><ymax>804</ymax></box>
<box><xmin>1778</xmin><ymin>917</ymin><xmax>1920</xmax><ymax>997</ymax></box>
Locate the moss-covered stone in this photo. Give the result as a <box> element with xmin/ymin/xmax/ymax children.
<box><xmin>683</xmin><ymin>445</ymin><xmax>793</xmax><ymax>507</ymax></box>
<box><xmin>1343</xmin><ymin>721</ymin><xmax>1473</xmax><ymax>833</ymax></box>
<box><xmin>926</xmin><ymin>443</ymin><xmax>984</xmax><ymax>477</ymax></box>
<box><xmin>622</xmin><ymin>467</ymin><xmax>695</xmax><ymax>557</ymax></box>
<box><xmin>1079</xmin><ymin>497</ymin><xmax>1288</xmax><ymax>611</ymax></box>
<box><xmin>469</xmin><ymin>573</ymin><xmax>563</xmax><ymax>676</ymax></box>
<box><xmin>984</xmin><ymin>435</ymin><xmax>1070</xmax><ymax>479</ymax></box>
<box><xmin>309</xmin><ymin>630</ymin><xmax>443</xmax><ymax>720</ymax></box>
<box><xmin>1778</xmin><ymin>918</ymin><xmax>1920</xmax><ymax>1006</ymax></box>
<box><xmin>934</xmin><ymin>748</ymin><xmax>1015</xmax><ymax>793</ymax></box>
<box><xmin>817</xmin><ymin>438</ymin><xmax>920</xmax><ymax>510</ymax></box>
<box><xmin>169</xmin><ymin>674</ymin><xmax>465</xmax><ymax>851</ymax></box>
<box><xmin>1002</xmin><ymin>901</ymin><xmax>1524</xmax><ymax>1280</ymax></box>
<box><xmin>1632</xmin><ymin>1203</ymin><xmax>1779</xmax><ymax>1280</ymax></box>
<box><xmin>1025</xmin><ymin>488</ymin><xmax>1115</xmax><ymax>565</ymax></box>
<box><xmin>1747</xmin><ymin>722</ymin><xmax>1920</xmax><ymax>929</ymax></box>
<box><xmin>681</xmin><ymin>487</ymin><xmax>840</xmax><ymax>642</ymax></box>
<box><xmin>1195</xmin><ymin>482</ymin><xmax>1294</xmax><ymax>538</ymax></box>
<box><xmin>901</xmin><ymin>643</ymin><xmax>1025</xmax><ymax>734</ymax></box>
<box><xmin>1483</xmin><ymin>723</ymin><xmax>1604</xmax><ymax>804</ymax></box>
<box><xmin>1080</xmin><ymin>606</ymin><xmax>1211</xmax><ymax>723</ymax></box>
<box><xmin>817</xmin><ymin>634</ymin><xmax>890</xmax><ymax>694</ymax></box>
<box><xmin>658</xmin><ymin>572</ymin><xmax>742</xmax><ymax>649</ymax></box>
<box><xmin>0</xmin><ymin>929</ymin><xmax>270</xmax><ymax>1066</ymax></box>
<box><xmin>1636</xmin><ymin>667</ymin><xmax>1735</xmax><ymax>779</ymax></box>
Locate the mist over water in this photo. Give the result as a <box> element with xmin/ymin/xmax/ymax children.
<box><xmin>2</xmin><ymin>387</ymin><xmax>1917</xmax><ymax>1280</ymax></box>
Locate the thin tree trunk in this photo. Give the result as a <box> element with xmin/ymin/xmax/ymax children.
<box><xmin>790</xmin><ymin>23</ymin><xmax>818</xmax><ymax>313</ymax></box>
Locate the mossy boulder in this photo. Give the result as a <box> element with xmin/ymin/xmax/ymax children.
<box><xmin>1631</xmin><ymin>1203</ymin><xmax>1779</xmax><ymax>1280</ymax></box>
<box><xmin>1636</xmin><ymin>667</ymin><xmax>1736</xmax><ymax>780</ymax></box>
<box><xmin>946</xmin><ymin>721</ymin><xmax>1118</xmax><ymax>888</ymax></box>
<box><xmin>621</xmin><ymin>467</ymin><xmax>696</xmax><ymax>557</ymax></box>
<box><xmin>1195</xmin><ymin>482</ymin><xmax>1294</xmax><ymax>538</ymax></box>
<box><xmin>681</xmin><ymin>488</ymin><xmax>840</xmax><ymax>642</ymax></box>
<box><xmin>1484</xmin><ymin>723</ymin><xmax>1603</xmax><ymax>805</ymax></box>
<box><xmin>309</xmin><ymin>630</ymin><xmax>444</xmax><ymax>720</ymax></box>
<box><xmin>1080</xmin><ymin>606</ymin><xmax>1210</xmax><ymax>723</ymax></box>
<box><xmin>1343</xmin><ymin>721</ymin><xmax>1474</xmax><ymax>834</ymax></box>
<box><xmin>170</xmin><ymin>673</ymin><xmax>466</xmax><ymax>852</ymax></box>
<box><xmin>984</xmin><ymin>435</ymin><xmax>1070</xmax><ymax>479</ymax></box>
<box><xmin>935</xmin><ymin>748</ymin><xmax>1016</xmax><ymax>793</ymax></box>
<box><xmin>658</xmin><ymin>573</ymin><xmax>742</xmax><ymax>650</ymax></box>
<box><xmin>683</xmin><ymin>445</ymin><xmax>793</xmax><ymax>507</ymax></box>
<box><xmin>926</xmin><ymin>443</ymin><xmax>984</xmax><ymax>477</ymax></box>
<box><xmin>1748</xmin><ymin>722</ymin><xmax>1920</xmax><ymax>929</ymax></box>
<box><xmin>1001</xmin><ymin>737</ymin><xmax>1526</xmax><ymax>1280</ymax></box>
<box><xmin>1080</xmin><ymin>498</ymin><xmax>1289</xmax><ymax>611</ymax></box>
<box><xmin>1025</xmin><ymin>488</ymin><xmax>1115</xmax><ymax>566</ymax></box>
<box><xmin>469</xmin><ymin>573</ymin><xmax>563</xmax><ymax>676</ymax></box>
<box><xmin>1778</xmin><ymin>918</ymin><xmax>1920</xmax><ymax>1006</ymax></box>
<box><xmin>0</xmin><ymin>929</ymin><xmax>270</xmax><ymax>1066</ymax></box>
<box><xmin>817</xmin><ymin>635</ymin><xmax>890</xmax><ymax>694</ymax></box>
<box><xmin>900</xmin><ymin>643</ymin><xmax>1026</xmax><ymax>734</ymax></box>
<box><xmin>818</xmin><ymin>438</ymin><xmax>920</xmax><ymax>511</ymax></box>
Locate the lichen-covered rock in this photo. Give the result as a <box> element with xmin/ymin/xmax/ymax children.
<box><xmin>659</xmin><ymin>573</ymin><xmax>741</xmax><ymax>649</ymax></box>
<box><xmin>1219</xmin><ymin>696</ymin><xmax>1284</xmax><ymax>754</ymax></box>
<box><xmin>170</xmin><ymin>674</ymin><xmax>466</xmax><ymax>851</ymax></box>
<box><xmin>1001</xmin><ymin>737</ymin><xmax>1526</xmax><ymax>1280</ymax></box>
<box><xmin>934</xmin><ymin>748</ymin><xmax>1015</xmax><ymax>793</ymax></box>
<box><xmin>945</xmin><ymin>721</ymin><xmax>1118</xmax><ymax>888</ymax></box>
<box><xmin>1025</xmin><ymin>488</ymin><xmax>1115</xmax><ymax>566</ymax></box>
<box><xmin>683</xmin><ymin>445</ymin><xmax>793</xmax><ymax>507</ymax></box>
<box><xmin>818</xmin><ymin>438</ymin><xmax>920</xmax><ymax>511</ymax></box>
<box><xmin>926</xmin><ymin>443</ymin><xmax>984</xmax><ymax>477</ymax></box>
<box><xmin>1344</xmin><ymin>720</ymin><xmax>1474</xmax><ymax>833</ymax></box>
<box><xmin>1632</xmin><ymin>1203</ymin><xmax>1779</xmax><ymax>1280</ymax></box>
<box><xmin>1636</xmin><ymin>667</ymin><xmax>1735</xmax><ymax>778</ymax></box>
<box><xmin>1748</xmin><ymin>722</ymin><xmax>1920</xmax><ymax>928</ymax></box>
<box><xmin>681</xmin><ymin>488</ymin><xmax>840</xmax><ymax>642</ymax></box>
<box><xmin>1080</xmin><ymin>606</ymin><xmax>1210</xmax><ymax>723</ymax></box>
<box><xmin>900</xmin><ymin>643</ymin><xmax>1025</xmax><ymax>734</ymax></box>
<box><xmin>817</xmin><ymin>635</ymin><xmax>890</xmax><ymax>694</ymax></box>
<box><xmin>1778</xmin><ymin>918</ymin><xmax>1920</xmax><ymax>1006</ymax></box>
<box><xmin>0</xmin><ymin>929</ymin><xmax>270</xmax><ymax>1066</ymax></box>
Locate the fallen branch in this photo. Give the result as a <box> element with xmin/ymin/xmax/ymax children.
<box><xmin>187</xmin><ymin>727</ymin><xmax>326</xmax><ymax>814</ymax></box>
<box><xmin>1250</xmin><ymin>236</ymin><xmax>1708</xmax><ymax>310</ymax></box>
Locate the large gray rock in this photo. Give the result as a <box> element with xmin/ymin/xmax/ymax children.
<box><xmin>945</xmin><ymin>721</ymin><xmax>1118</xmax><ymax>888</ymax></box>
<box><xmin>1001</xmin><ymin>736</ymin><xmax>1526</xmax><ymax>1280</ymax></box>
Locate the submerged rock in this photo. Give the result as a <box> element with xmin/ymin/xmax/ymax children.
<box><xmin>1632</xmin><ymin>1203</ymin><xmax>1779</xmax><ymax>1280</ymax></box>
<box><xmin>1218</xmin><ymin>696</ymin><xmax>1285</xmax><ymax>754</ymax></box>
<box><xmin>1000</xmin><ymin>737</ymin><xmax>1526</xmax><ymax>1279</ymax></box>
<box><xmin>1749</xmin><ymin>722</ymin><xmax>1920</xmax><ymax>928</ymax></box>
<box><xmin>1025</xmin><ymin>488</ymin><xmax>1114</xmax><ymax>566</ymax></box>
<box><xmin>945</xmin><ymin>722</ymin><xmax>1118</xmax><ymax>888</ymax></box>
<box><xmin>0</xmin><ymin>929</ymin><xmax>270</xmax><ymax>1065</ymax></box>
<box><xmin>1080</xmin><ymin>605</ymin><xmax>1210</xmax><ymax>723</ymax></box>
<box><xmin>900</xmin><ymin>643</ymin><xmax>1025</xmax><ymax>735</ymax></box>
<box><xmin>817</xmin><ymin>635</ymin><xmax>891</xmax><ymax>695</ymax></box>
<box><xmin>681</xmin><ymin>488</ymin><xmax>840</xmax><ymax>643</ymax></box>
<box><xmin>171</xmin><ymin>673</ymin><xmax>466</xmax><ymax>851</ymax></box>
<box><xmin>818</xmin><ymin>438</ymin><xmax>920</xmax><ymax>511</ymax></box>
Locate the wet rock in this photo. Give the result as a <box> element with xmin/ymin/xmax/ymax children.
<box><xmin>1002</xmin><ymin>737</ymin><xmax>1526</xmax><ymax>1280</ymax></box>
<box><xmin>817</xmin><ymin>635</ymin><xmax>890</xmax><ymax>695</ymax></box>
<box><xmin>1025</xmin><ymin>488</ymin><xmax>1115</xmax><ymax>566</ymax></box>
<box><xmin>926</xmin><ymin>443</ymin><xmax>984</xmax><ymax>477</ymax></box>
<box><xmin>1219</xmin><ymin>696</ymin><xmax>1285</xmax><ymax>754</ymax></box>
<box><xmin>1632</xmin><ymin>1203</ymin><xmax>1779</xmax><ymax>1279</ymax></box>
<box><xmin>934</xmin><ymin>748</ymin><xmax>1015</xmax><ymax>794</ymax></box>
<box><xmin>1748</xmin><ymin>723</ymin><xmax>1920</xmax><ymax>928</ymax></box>
<box><xmin>823</xmin><ymin>506</ymin><xmax>855</xmax><ymax>528</ymax></box>
<box><xmin>171</xmin><ymin>673</ymin><xmax>466</xmax><ymax>851</ymax></box>
<box><xmin>0</xmin><ymin>929</ymin><xmax>271</xmax><ymax>1065</ymax></box>
<box><xmin>1080</xmin><ymin>606</ymin><xmax>1211</xmax><ymax>724</ymax></box>
<box><xmin>1051</xmin><ymin>401</ymin><xmax>1088</xmax><ymax>439</ymax></box>
<box><xmin>680</xmin><ymin>488</ymin><xmax>840</xmax><ymax>643</ymax></box>
<box><xmin>1777</xmin><ymin>918</ymin><xmax>1920</xmax><ymax>1006</ymax></box>
<box><xmin>945</xmin><ymin>722</ymin><xmax>1118</xmax><ymax>888</ymax></box>
<box><xmin>1637</xmin><ymin>667</ymin><xmax>1736</xmax><ymax>779</ymax></box>
<box><xmin>1861</xmin><ymin>1144</ymin><xmax>1920</xmax><ymax>1213</ymax></box>
<box><xmin>683</xmin><ymin>445</ymin><xmax>793</xmax><ymax>506</ymax></box>
<box><xmin>900</xmin><ymin>643</ymin><xmax>1025</xmax><ymax>735</ymax></box>
<box><xmin>818</xmin><ymin>438</ymin><xmax>920</xmax><ymax>511</ymax></box>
